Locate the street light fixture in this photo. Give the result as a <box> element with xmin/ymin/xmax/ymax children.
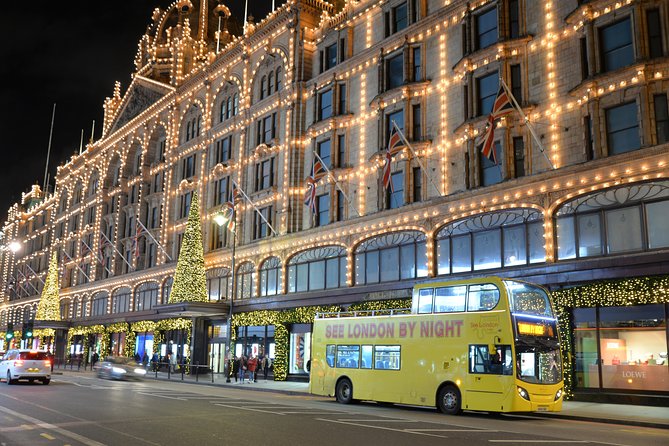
<box><xmin>8</xmin><ymin>241</ymin><xmax>22</xmax><ymax>253</ymax></box>
<box><xmin>214</xmin><ymin>210</ymin><xmax>236</xmax><ymax>383</ymax></box>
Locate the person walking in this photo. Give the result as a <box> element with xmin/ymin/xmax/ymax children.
<box><xmin>238</xmin><ymin>355</ymin><xmax>247</xmax><ymax>382</ymax></box>
<box><xmin>170</xmin><ymin>352</ymin><xmax>177</xmax><ymax>372</ymax></box>
<box><xmin>232</xmin><ymin>355</ymin><xmax>240</xmax><ymax>382</ymax></box>
<box><xmin>247</xmin><ymin>355</ymin><xmax>258</xmax><ymax>383</ymax></box>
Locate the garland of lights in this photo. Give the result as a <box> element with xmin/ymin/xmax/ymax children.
<box><xmin>552</xmin><ymin>275</ymin><xmax>669</xmax><ymax>399</ymax></box>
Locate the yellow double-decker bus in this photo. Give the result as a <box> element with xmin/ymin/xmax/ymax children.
<box><xmin>309</xmin><ymin>277</ymin><xmax>563</xmax><ymax>414</ymax></box>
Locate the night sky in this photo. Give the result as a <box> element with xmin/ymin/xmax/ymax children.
<box><xmin>0</xmin><ymin>1</ymin><xmax>282</xmax><ymax>221</ymax></box>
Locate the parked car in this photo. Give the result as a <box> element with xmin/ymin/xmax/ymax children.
<box><xmin>0</xmin><ymin>349</ymin><xmax>51</xmax><ymax>385</ymax></box>
<box><xmin>96</xmin><ymin>356</ymin><xmax>147</xmax><ymax>380</ymax></box>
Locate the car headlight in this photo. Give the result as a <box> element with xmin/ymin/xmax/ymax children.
<box><xmin>134</xmin><ymin>368</ymin><xmax>147</xmax><ymax>375</ymax></box>
<box><xmin>555</xmin><ymin>388</ymin><xmax>563</xmax><ymax>401</ymax></box>
<box><xmin>517</xmin><ymin>386</ymin><xmax>530</xmax><ymax>401</ymax></box>
<box><xmin>111</xmin><ymin>367</ymin><xmax>127</xmax><ymax>374</ymax></box>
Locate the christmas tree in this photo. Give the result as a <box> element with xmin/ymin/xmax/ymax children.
<box><xmin>169</xmin><ymin>191</ymin><xmax>208</xmax><ymax>303</ymax></box>
<box><xmin>36</xmin><ymin>251</ymin><xmax>61</xmax><ymax>320</ymax></box>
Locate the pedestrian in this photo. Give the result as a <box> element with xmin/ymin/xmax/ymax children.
<box><xmin>169</xmin><ymin>352</ymin><xmax>177</xmax><ymax>372</ymax></box>
<box><xmin>260</xmin><ymin>355</ymin><xmax>270</xmax><ymax>380</ymax></box>
<box><xmin>142</xmin><ymin>351</ymin><xmax>149</xmax><ymax>368</ymax></box>
<box><xmin>232</xmin><ymin>355</ymin><xmax>240</xmax><ymax>382</ymax></box>
<box><xmin>238</xmin><ymin>355</ymin><xmax>247</xmax><ymax>382</ymax></box>
<box><xmin>151</xmin><ymin>352</ymin><xmax>159</xmax><ymax>371</ymax></box>
<box><xmin>91</xmin><ymin>351</ymin><xmax>99</xmax><ymax>369</ymax></box>
<box><xmin>247</xmin><ymin>355</ymin><xmax>258</xmax><ymax>383</ymax></box>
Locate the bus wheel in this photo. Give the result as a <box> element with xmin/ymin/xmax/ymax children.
<box><xmin>437</xmin><ymin>385</ymin><xmax>461</xmax><ymax>415</ymax></box>
<box><xmin>335</xmin><ymin>378</ymin><xmax>353</xmax><ymax>404</ymax></box>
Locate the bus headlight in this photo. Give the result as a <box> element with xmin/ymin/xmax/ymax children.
<box><xmin>554</xmin><ymin>388</ymin><xmax>563</xmax><ymax>401</ymax></box>
<box><xmin>517</xmin><ymin>386</ymin><xmax>530</xmax><ymax>401</ymax></box>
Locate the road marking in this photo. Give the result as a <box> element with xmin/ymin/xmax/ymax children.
<box><xmin>335</xmin><ymin>419</ymin><xmax>418</xmax><ymax>423</ymax></box>
<box><xmin>489</xmin><ymin>441</ymin><xmax>590</xmax><ymax>443</ymax></box>
<box><xmin>408</xmin><ymin>429</ymin><xmax>498</xmax><ymax>432</ymax></box>
<box><xmin>0</xmin><ymin>406</ymin><xmax>105</xmax><ymax>446</ymax></box>
<box><xmin>40</xmin><ymin>433</ymin><xmax>56</xmax><ymax>440</ymax></box>
<box><xmin>316</xmin><ymin>418</ymin><xmax>449</xmax><ymax>438</ymax></box>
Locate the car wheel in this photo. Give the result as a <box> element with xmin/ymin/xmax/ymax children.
<box><xmin>335</xmin><ymin>378</ymin><xmax>353</xmax><ymax>404</ymax></box>
<box><xmin>42</xmin><ymin>378</ymin><xmax>50</xmax><ymax>385</ymax></box>
<box><xmin>6</xmin><ymin>371</ymin><xmax>13</xmax><ymax>385</ymax></box>
<box><xmin>437</xmin><ymin>385</ymin><xmax>462</xmax><ymax>415</ymax></box>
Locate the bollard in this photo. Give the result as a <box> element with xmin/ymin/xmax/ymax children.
<box><xmin>167</xmin><ymin>363</ymin><xmax>171</xmax><ymax>380</ymax></box>
<box><xmin>195</xmin><ymin>362</ymin><xmax>199</xmax><ymax>382</ymax></box>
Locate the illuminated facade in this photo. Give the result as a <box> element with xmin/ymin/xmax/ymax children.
<box><xmin>1</xmin><ymin>0</ymin><xmax>668</xmax><ymax>402</ymax></box>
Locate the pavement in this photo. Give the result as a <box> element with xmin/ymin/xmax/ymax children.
<box><xmin>53</xmin><ymin>366</ymin><xmax>668</xmax><ymax>430</ymax></box>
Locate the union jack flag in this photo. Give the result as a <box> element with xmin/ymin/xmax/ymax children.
<box><xmin>231</xmin><ymin>180</ymin><xmax>241</xmax><ymax>203</ymax></box>
<box><xmin>387</xmin><ymin>124</ymin><xmax>405</xmax><ymax>156</ymax></box>
<box><xmin>312</xmin><ymin>159</ymin><xmax>327</xmax><ymax>182</ymax></box>
<box><xmin>382</xmin><ymin>149</ymin><xmax>394</xmax><ymax>192</ymax></box>
<box><xmin>222</xmin><ymin>201</ymin><xmax>236</xmax><ymax>232</ymax></box>
<box><xmin>304</xmin><ymin>160</ymin><xmax>322</xmax><ymax>214</ymax></box>
<box><xmin>477</xmin><ymin>84</ymin><xmax>516</xmax><ymax>165</ymax></box>
<box><xmin>133</xmin><ymin>224</ymin><xmax>144</xmax><ymax>258</ymax></box>
<box><xmin>98</xmin><ymin>234</ymin><xmax>108</xmax><ymax>266</ymax></box>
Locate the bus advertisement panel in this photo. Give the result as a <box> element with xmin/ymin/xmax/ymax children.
<box><xmin>309</xmin><ymin>277</ymin><xmax>563</xmax><ymax>414</ymax></box>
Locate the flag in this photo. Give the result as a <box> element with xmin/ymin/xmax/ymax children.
<box><xmin>133</xmin><ymin>223</ymin><xmax>144</xmax><ymax>258</ymax></box>
<box><xmin>304</xmin><ymin>176</ymin><xmax>317</xmax><ymax>213</ymax></box>
<box><xmin>231</xmin><ymin>180</ymin><xmax>241</xmax><ymax>203</ymax></box>
<box><xmin>382</xmin><ymin>149</ymin><xmax>393</xmax><ymax>192</ymax></box>
<box><xmin>477</xmin><ymin>115</ymin><xmax>498</xmax><ymax>164</ymax></box>
<box><xmin>98</xmin><ymin>234</ymin><xmax>108</xmax><ymax>265</ymax></box>
<box><xmin>222</xmin><ymin>201</ymin><xmax>236</xmax><ymax>232</ymax></box>
<box><xmin>489</xmin><ymin>84</ymin><xmax>514</xmax><ymax>119</ymax></box>
<box><xmin>387</xmin><ymin>124</ymin><xmax>404</xmax><ymax>156</ymax></box>
<box><xmin>312</xmin><ymin>159</ymin><xmax>327</xmax><ymax>182</ymax></box>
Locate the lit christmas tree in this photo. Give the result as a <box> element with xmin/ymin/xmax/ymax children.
<box><xmin>169</xmin><ymin>191</ymin><xmax>208</xmax><ymax>303</ymax></box>
<box><xmin>35</xmin><ymin>252</ymin><xmax>61</xmax><ymax>321</ymax></box>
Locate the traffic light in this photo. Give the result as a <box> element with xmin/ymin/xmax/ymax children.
<box><xmin>23</xmin><ymin>321</ymin><xmax>33</xmax><ymax>340</ymax></box>
<box><xmin>5</xmin><ymin>322</ymin><xmax>14</xmax><ymax>343</ymax></box>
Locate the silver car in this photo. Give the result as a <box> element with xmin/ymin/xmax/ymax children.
<box><xmin>96</xmin><ymin>356</ymin><xmax>147</xmax><ymax>380</ymax></box>
<box><xmin>0</xmin><ymin>349</ymin><xmax>51</xmax><ymax>385</ymax></box>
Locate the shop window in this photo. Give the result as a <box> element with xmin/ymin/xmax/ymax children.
<box><xmin>647</xmin><ymin>9</ymin><xmax>663</xmax><ymax>59</ymax></box>
<box><xmin>134</xmin><ymin>283</ymin><xmax>159</xmax><ymax>311</ymax></box>
<box><xmin>599</xmin><ymin>17</ymin><xmax>634</xmax><ymax>73</ymax></box>
<box><xmin>236</xmin><ymin>262</ymin><xmax>256</xmax><ymax>300</ymax></box>
<box><xmin>91</xmin><ymin>292</ymin><xmax>108</xmax><ymax>316</ymax></box>
<box><xmin>654</xmin><ymin>94</ymin><xmax>669</xmax><ymax>144</ymax></box>
<box><xmin>287</xmin><ymin>246</ymin><xmax>346</xmax><ymax>293</ymax></box>
<box><xmin>207</xmin><ymin>268</ymin><xmax>230</xmax><ymax>301</ymax></box>
<box><xmin>436</xmin><ymin>209</ymin><xmax>545</xmax><ymax>275</ymax></box>
<box><xmin>355</xmin><ymin>231</ymin><xmax>427</xmax><ymax>285</ymax></box>
<box><xmin>475</xmin><ymin>7</ymin><xmax>498</xmax><ymax>50</ymax></box>
<box><xmin>606</xmin><ymin>102</ymin><xmax>640</xmax><ymax>155</ymax></box>
<box><xmin>259</xmin><ymin>257</ymin><xmax>281</xmax><ymax>297</ymax></box>
<box><xmin>555</xmin><ymin>181</ymin><xmax>669</xmax><ymax>260</ymax></box>
<box><xmin>289</xmin><ymin>327</ymin><xmax>311</xmax><ymax>374</ymax></box>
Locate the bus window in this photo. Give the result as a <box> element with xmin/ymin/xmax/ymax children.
<box><xmin>469</xmin><ymin>344</ymin><xmax>512</xmax><ymax>375</ymax></box>
<box><xmin>326</xmin><ymin>345</ymin><xmax>336</xmax><ymax>368</ymax></box>
<box><xmin>467</xmin><ymin>284</ymin><xmax>500</xmax><ymax>311</ymax></box>
<box><xmin>418</xmin><ymin>288</ymin><xmax>434</xmax><ymax>313</ymax></box>
<box><xmin>434</xmin><ymin>286</ymin><xmax>467</xmax><ymax>312</ymax></box>
<box><xmin>361</xmin><ymin>345</ymin><xmax>373</xmax><ymax>369</ymax></box>
<box><xmin>336</xmin><ymin>345</ymin><xmax>360</xmax><ymax>368</ymax></box>
<box><xmin>374</xmin><ymin>345</ymin><xmax>400</xmax><ymax>370</ymax></box>
<box><xmin>504</xmin><ymin>280</ymin><xmax>553</xmax><ymax>317</ymax></box>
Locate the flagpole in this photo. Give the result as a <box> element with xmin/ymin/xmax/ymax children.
<box><xmin>42</xmin><ymin>103</ymin><xmax>56</xmax><ymax>195</ymax></box>
<box><xmin>100</xmin><ymin>231</ymin><xmax>134</xmax><ymax>271</ymax></box>
<box><xmin>16</xmin><ymin>268</ymin><xmax>40</xmax><ymax>294</ymax></box>
<box><xmin>392</xmin><ymin>121</ymin><xmax>442</xmax><ymax>197</ymax></box>
<box><xmin>499</xmin><ymin>77</ymin><xmax>555</xmax><ymax>170</ymax></box>
<box><xmin>233</xmin><ymin>181</ymin><xmax>278</xmax><ymax>236</ymax></box>
<box><xmin>60</xmin><ymin>248</ymin><xmax>91</xmax><ymax>282</ymax></box>
<box><xmin>312</xmin><ymin>152</ymin><xmax>361</xmax><ymax>217</ymax></box>
<box><xmin>243</xmin><ymin>0</ymin><xmax>249</xmax><ymax>33</ymax></box>
<box><xmin>24</xmin><ymin>264</ymin><xmax>46</xmax><ymax>285</ymax></box>
<box><xmin>11</xmin><ymin>271</ymin><xmax>30</xmax><ymax>297</ymax></box>
<box><xmin>136</xmin><ymin>218</ymin><xmax>173</xmax><ymax>261</ymax></box>
<box><xmin>81</xmin><ymin>239</ymin><xmax>113</xmax><ymax>276</ymax></box>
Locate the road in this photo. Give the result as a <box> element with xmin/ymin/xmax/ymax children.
<box><xmin>0</xmin><ymin>375</ymin><xmax>665</xmax><ymax>446</ymax></box>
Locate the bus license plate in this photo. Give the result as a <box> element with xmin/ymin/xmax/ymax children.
<box><xmin>537</xmin><ymin>406</ymin><xmax>549</xmax><ymax>412</ymax></box>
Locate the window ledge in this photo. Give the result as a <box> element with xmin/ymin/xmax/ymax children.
<box><xmin>568</xmin><ymin>60</ymin><xmax>665</xmax><ymax>101</ymax></box>
<box><xmin>452</xmin><ymin>103</ymin><xmax>538</xmax><ymax>138</ymax></box>
<box><xmin>307</xmin><ymin>113</ymin><xmax>355</xmax><ymax>136</ymax></box>
<box><xmin>370</xmin><ymin>80</ymin><xmax>431</xmax><ymax>109</ymax></box>
<box><xmin>453</xmin><ymin>35</ymin><xmax>533</xmax><ymax>73</ymax></box>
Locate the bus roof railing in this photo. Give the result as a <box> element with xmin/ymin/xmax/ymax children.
<box><xmin>315</xmin><ymin>308</ymin><xmax>412</xmax><ymax>319</ymax></box>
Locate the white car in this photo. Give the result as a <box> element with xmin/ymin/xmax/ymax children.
<box><xmin>0</xmin><ymin>349</ymin><xmax>51</xmax><ymax>385</ymax></box>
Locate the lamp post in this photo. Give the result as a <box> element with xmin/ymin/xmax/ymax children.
<box><xmin>213</xmin><ymin>211</ymin><xmax>236</xmax><ymax>383</ymax></box>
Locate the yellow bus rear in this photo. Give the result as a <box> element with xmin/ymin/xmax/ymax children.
<box><xmin>309</xmin><ymin>277</ymin><xmax>563</xmax><ymax>414</ymax></box>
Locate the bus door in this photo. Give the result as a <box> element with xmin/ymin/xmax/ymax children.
<box><xmin>465</xmin><ymin>344</ymin><xmax>513</xmax><ymax>411</ymax></box>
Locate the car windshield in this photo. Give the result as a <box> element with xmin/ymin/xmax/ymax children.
<box><xmin>107</xmin><ymin>356</ymin><xmax>136</xmax><ymax>365</ymax></box>
<box><xmin>19</xmin><ymin>352</ymin><xmax>48</xmax><ymax>360</ymax></box>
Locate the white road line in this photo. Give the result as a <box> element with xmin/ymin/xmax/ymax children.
<box><xmin>334</xmin><ymin>419</ymin><xmax>418</xmax><ymax>423</ymax></box>
<box><xmin>489</xmin><ymin>441</ymin><xmax>590</xmax><ymax>443</ymax></box>
<box><xmin>0</xmin><ymin>406</ymin><xmax>105</xmax><ymax>446</ymax></box>
<box><xmin>316</xmin><ymin>418</ymin><xmax>448</xmax><ymax>438</ymax></box>
<box><xmin>408</xmin><ymin>429</ymin><xmax>498</xmax><ymax>432</ymax></box>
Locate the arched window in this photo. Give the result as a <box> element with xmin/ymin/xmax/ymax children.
<box><xmin>220</xmin><ymin>98</ymin><xmax>228</xmax><ymax>123</ymax></box>
<box><xmin>355</xmin><ymin>231</ymin><xmax>427</xmax><ymax>285</ymax></box>
<box><xmin>259</xmin><ymin>257</ymin><xmax>281</xmax><ymax>296</ymax></box>
<box><xmin>207</xmin><ymin>267</ymin><xmax>231</xmax><ymax>301</ymax></box>
<box><xmin>59</xmin><ymin>190</ymin><xmax>68</xmax><ymax>214</ymax></box>
<box><xmin>162</xmin><ymin>277</ymin><xmax>173</xmax><ymax>304</ymax></box>
<box><xmin>88</xmin><ymin>172</ymin><xmax>99</xmax><ymax>197</ymax></box>
<box><xmin>73</xmin><ymin>182</ymin><xmax>83</xmax><ymax>205</ymax></box>
<box><xmin>59</xmin><ymin>299</ymin><xmax>71</xmax><ymax>320</ymax></box>
<box><xmin>288</xmin><ymin>246</ymin><xmax>346</xmax><ymax>293</ymax></box>
<box><xmin>91</xmin><ymin>292</ymin><xmax>109</xmax><ymax>316</ymax></box>
<box><xmin>196</xmin><ymin>116</ymin><xmax>202</xmax><ymax>136</ymax></box>
<box><xmin>275</xmin><ymin>66</ymin><xmax>283</xmax><ymax>91</ymax></box>
<box><xmin>72</xmin><ymin>297</ymin><xmax>80</xmax><ymax>319</ymax></box>
<box><xmin>111</xmin><ymin>287</ymin><xmax>131</xmax><ymax>314</ymax></box>
<box><xmin>236</xmin><ymin>262</ymin><xmax>256</xmax><ymax>300</ymax></box>
<box><xmin>268</xmin><ymin>70</ymin><xmax>274</xmax><ymax>96</ymax></box>
<box><xmin>555</xmin><ymin>181</ymin><xmax>669</xmax><ymax>260</ymax></box>
<box><xmin>261</xmin><ymin>75</ymin><xmax>267</xmax><ymax>99</ymax></box>
<box><xmin>233</xmin><ymin>93</ymin><xmax>239</xmax><ymax>115</ymax></box>
<box><xmin>186</xmin><ymin>121</ymin><xmax>192</xmax><ymax>141</ymax></box>
<box><xmin>81</xmin><ymin>296</ymin><xmax>89</xmax><ymax>317</ymax></box>
<box><xmin>135</xmin><ymin>282</ymin><xmax>159</xmax><ymax>311</ymax></box>
<box><xmin>436</xmin><ymin>209</ymin><xmax>545</xmax><ymax>275</ymax></box>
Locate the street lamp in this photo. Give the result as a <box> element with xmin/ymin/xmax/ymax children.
<box><xmin>214</xmin><ymin>210</ymin><xmax>236</xmax><ymax>383</ymax></box>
